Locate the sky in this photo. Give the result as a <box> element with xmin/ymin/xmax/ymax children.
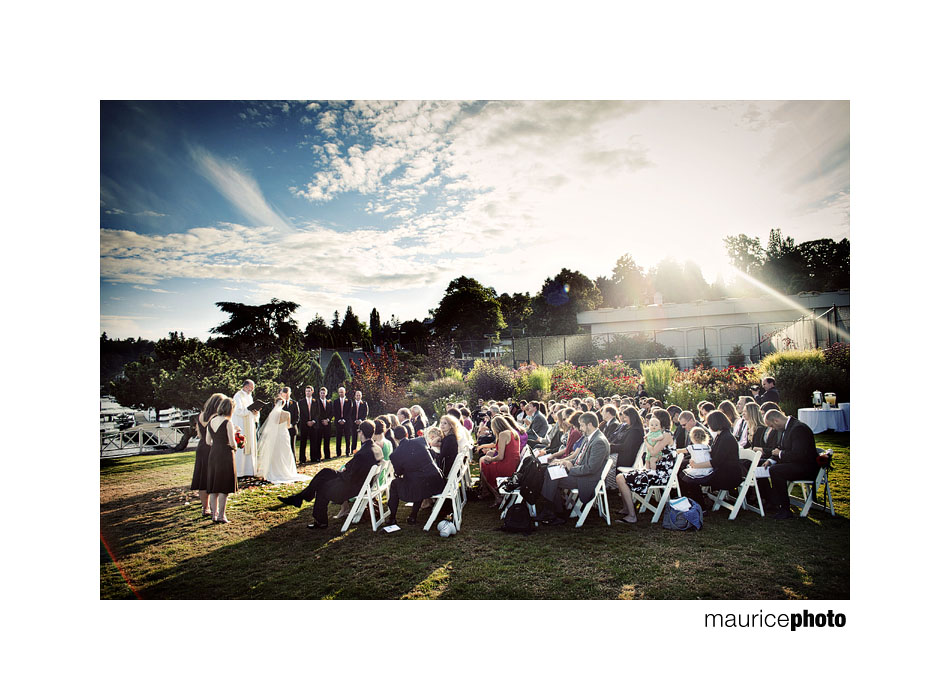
<box><xmin>100</xmin><ymin>100</ymin><xmax>850</xmax><ymax>341</ymax></box>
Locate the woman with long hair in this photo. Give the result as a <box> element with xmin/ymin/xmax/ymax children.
<box><xmin>206</xmin><ymin>397</ymin><xmax>238</xmax><ymax>524</ymax></box>
<box><xmin>191</xmin><ymin>392</ymin><xmax>226</xmax><ymax>517</ymax></box>
<box><xmin>479</xmin><ymin>416</ymin><xmax>521</xmax><ymax>505</ymax></box>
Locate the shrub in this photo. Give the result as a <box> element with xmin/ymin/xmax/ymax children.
<box><xmin>582</xmin><ymin>357</ymin><xmax>638</xmax><ymax>397</ymax></box>
<box><xmin>409</xmin><ymin>376</ymin><xmax>468</xmax><ymax>418</ymax></box>
<box><xmin>465</xmin><ymin>359</ymin><xmax>517</xmax><ymax>405</ymax></box>
<box><xmin>348</xmin><ymin>345</ymin><xmax>409</xmax><ymax>413</ymax></box>
<box><xmin>758</xmin><ymin>349</ymin><xmax>848</xmax><ymax>413</ymax></box>
<box><xmin>670</xmin><ymin>366</ymin><xmax>761</xmax><ymax>406</ymax></box>
<box><xmin>640</xmin><ymin>360</ymin><xmax>677</xmax><ymax>402</ymax></box>
<box><xmin>693</xmin><ymin>347</ymin><xmax>713</xmax><ymax>369</ymax></box>
<box><xmin>433</xmin><ymin>393</ymin><xmax>466</xmax><ymax>419</ymax></box>
<box><xmin>442</xmin><ymin>367</ymin><xmax>464</xmax><ymax>382</ymax></box>
<box><xmin>666</xmin><ymin>380</ymin><xmax>711</xmax><ymax>411</ymax></box>
<box><xmin>822</xmin><ymin>342</ymin><xmax>850</xmax><ymax>372</ymax></box>
<box><xmin>513</xmin><ymin>363</ymin><xmax>553</xmax><ymax>399</ymax></box>
<box><xmin>727</xmin><ymin>344</ymin><xmax>746</xmax><ymax>367</ymax></box>
<box><xmin>324</xmin><ymin>351</ymin><xmax>351</xmax><ymax>392</ymax></box>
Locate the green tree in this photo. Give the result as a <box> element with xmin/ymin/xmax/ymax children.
<box><xmin>693</xmin><ymin>347</ymin><xmax>713</xmax><ymax>369</ymax></box>
<box><xmin>723</xmin><ymin>233</ymin><xmax>766</xmax><ymax>275</ymax></box>
<box><xmin>497</xmin><ymin>291</ymin><xmax>532</xmax><ymax>337</ymax></box>
<box><xmin>108</xmin><ymin>331</ymin><xmax>204</xmax><ymax>414</ymax></box>
<box><xmin>303</xmin><ymin>312</ymin><xmax>332</xmax><ymax>350</ymax></box>
<box><xmin>324</xmin><ymin>351</ymin><xmax>351</xmax><ymax>391</ymax></box>
<box><xmin>209</xmin><ymin>298</ymin><xmax>301</xmax><ymax>364</ymax></box>
<box><xmin>609</xmin><ymin>253</ymin><xmax>646</xmax><ymax>307</ymax></box>
<box><xmin>154</xmin><ymin>345</ymin><xmax>251</xmax><ymax>411</ymax></box>
<box><xmin>727</xmin><ymin>344</ymin><xmax>746</xmax><ymax>367</ymax></box>
<box><xmin>369</xmin><ymin>307</ymin><xmax>382</xmax><ymax>348</ymax></box>
<box><xmin>399</xmin><ymin>319</ymin><xmax>430</xmax><ymax>354</ymax></box>
<box><xmin>527</xmin><ymin>268</ymin><xmax>602</xmax><ymax>336</ymax></box>
<box><xmin>340</xmin><ymin>306</ymin><xmax>369</xmax><ymax>349</ymax></box>
<box><xmin>431</xmin><ymin>276</ymin><xmax>505</xmax><ymax>343</ymax></box>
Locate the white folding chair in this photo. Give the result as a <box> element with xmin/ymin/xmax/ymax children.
<box><xmin>622</xmin><ymin>448</ymin><xmax>684</xmax><ymax>524</ymax></box>
<box><xmin>497</xmin><ymin>445</ymin><xmax>534</xmax><ymax>513</ymax></box>
<box><xmin>341</xmin><ymin>462</ymin><xmax>382</xmax><ymax>532</ymax></box>
<box><xmin>568</xmin><ymin>455</ymin><xmax>616</xmax><ymax>528</ymax></box>
<box><xmin>423</xmin><ymin>453</ymin><xmax>468</xmax><ymax>532</ymax></box>
<box><xmin>363</xmin><ymin>460</ymin><xmax>394</xmax><ymax>530</ymax></box>
<box><xmin>788</xmin><ymin>465</ymin><xmax>836</xmax><ymax>517</ymax></box>
<box><xmin>707</xmin><ymin>448</ymin><xmax>765</xmax><ymax>519</ymax></box>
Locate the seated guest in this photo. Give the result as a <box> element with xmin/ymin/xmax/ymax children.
<box><xmin>546</xmin><ymin>411</ymin><xmax>583</xmax><ymax>462</ymax></box>
<box><xmin>615</xmin><ymin>409</ymin><xmax>676</xmax><ymax>523</ymax></box>
<box><xmin>755</xmin><ymin>409</ymin><xmax>818</xmax><ymax>519</ymax></box>
<box><xmin>677</xmin><ymin>410</ymin><xmax>743</xmax><ymax>512</ymax></box>
<box><xmin>741</xmin><ymin>402</ymin><xmax>767</xmax><ymax>451</ymax></box>
<box><xmin>601</xmin><ymin>405</ymin><xmax>622</xmax><ymax>442</ymax></box>
<box><xmin>396</xmin><ymin>407</ymin><xmax>413</xmax><ymax>433</ymax></box>
<box><xmin>538</xmin><ymin>412</ymin><xmax>610</xmax><ymax>525</ymax></box>
<box><xmin>755</xmin><ymin>376</ymin><xmax>780</xmax><ymax>405</ymax></box>
<box><xmin>759</xmin><ymin>401</ymin><xmax>780</xmax><ymax>414</ymax></box>
<box><xmin>386</xmin><ymin>426</ymin><xmax>445</xmax><ymax>525</ymax></box>
<box><xmin>479</xmin><ymin>416</ymin><xmax>521</xmax><ymax>505</ymax></box>
<box><xmin>424</xmin><ymin>425</ymin><xmax>443</xmax><ymax>468</ymax></box>
<box><xmin>410</xmin><ymin>404</ymin><xmax>428</xmax><ymax>436</ymax></box>
<box><xmin>459</xmin><ymin>407</ymin><xmax>474</xmax><ymax>431</ymax></box>
<box><xmin>277</xmin><ymin>421</ymin><xmax>382</xmax><ymax>528</ymax></box>
<box><xmin>501</xmin><ymin>414</ymin><xmax>528</xmax><ymax>454</ymax></box>
<box><xmin>475</xmin><ymin>421</ymin><xmax>496</xmax><ymax>447</ymax></box>
<box><xmin>718</xmin><ymin>400</ymin><xmax>744</xmax><ymax>446</ymax></box>
<box><xmin>680</xmin><ymin>427</ymin><xmax>714</xmax><ymax>478</ymax></box>
<box><xmin>676</xmin><ymin>410</ymin><xmax>708</xmax><ymax>452</ymax></box>
<box><xmin>697</xmin><ymin>401</ymin><xmax>716</xmax><ymax>425</ymax></box>
<box><xmin>524</xmin><ymin>401</ymin><xmax>549</xmax><ymax>448</ymax></box>
<box><xmin>610</xmin><ymin>407</ymin><xmax>645</xmax><ymax>468</ymax></box>
<box><xmin>436</xmin><ymin>414</ymin><xmax>466</xmax><ymax>479</ymax></box>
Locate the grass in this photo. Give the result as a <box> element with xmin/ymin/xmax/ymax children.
<box><xmin>100</xmin><ymin>434</ymin><xmax>849</xmax><ymax>600</ymax></box>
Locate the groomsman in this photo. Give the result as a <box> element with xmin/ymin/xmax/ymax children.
<box><xmin>349</xmin><ymin>390</ymin><xmax>369</xmax><ymax>450</ymax></box>
<box><xmin>316</xmin><ymin>386</ymin><xmax>332</xmax><ymax>460</ymax></box>
<box><xmin>282</xmin><ymin>386</ymin><xmax>300</xmax><ymax>461</ymax></box>
<box><xmin>298</xmin><ymin>385</ymin><xmax>318</xmax><ymax>463</ymax></box>
<box><xmin>332</xmin><ymin>386</ymin><xmax>355</xmax><ymax>457</ymax></box>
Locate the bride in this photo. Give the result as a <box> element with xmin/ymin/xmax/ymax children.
<box><xmin>257</xmin><ymin>398</ymin><xmax>309</xmax><ymax>484</ymax></box>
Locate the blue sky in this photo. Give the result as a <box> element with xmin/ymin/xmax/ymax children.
<box><xmin>100</xmin><ymin>100</ymin><xmax>850</xmax><ymax>340</ymax></box>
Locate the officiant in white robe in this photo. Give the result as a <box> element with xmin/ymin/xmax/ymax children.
<box><xmin>233</xmin><ymin>380</ymin><xmax>260</xmax><ymax>478</ymax></box>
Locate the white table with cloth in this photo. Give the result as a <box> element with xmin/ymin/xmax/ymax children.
<box><xmin>797</xmin><ymin>408</ymin><xmax>848</xmax><ymax>434</ymax></box>
<box><xmin>839</xmin><ymin>403</ymin><xmax>850</xmax><ymax>431</ymax></box>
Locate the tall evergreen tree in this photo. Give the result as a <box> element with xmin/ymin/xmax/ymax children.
<box><xmin>324</xmin><ymin>351</ymin><xmax>351</xmax><ymax>391</ymax></box>
<box><xmin>369</xmin><ymin>307</ymin><xmax>382</xmax><ymax>348</ymax></box>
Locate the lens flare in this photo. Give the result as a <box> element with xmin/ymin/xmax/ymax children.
<box><xmin>731</xmin><ymin>268</ymin><xmax>850</xmax><ymax>342</ymax></box>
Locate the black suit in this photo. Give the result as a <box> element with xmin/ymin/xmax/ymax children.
<box><xmin>332</xmin><ymin>397</ymin><xmax>355</xmax><ymax>456</ymax></box>
<box><xmin>285</xmin><ymin>399</ymin><xmax>300</xmax><ymax>459</ymax></box>
<box><xmin>315</xmin><ymin>397</ymin><xmax>332</xmax><ymax>459</ymax></box>
<box><xmin>757</xmin><ymin>417</ymin><xmax>818</xmax><ymax>512</ymax></box>
<box><xmin>295</xmin><ymin>439</ymin><xmax>381</xmax><ymax>524</ymax></box>
<box><xmin>297</xmin><ymin>397</ymin><xmax>319</xmax><ymax>463</ymax></box>
<box><xmin>388</xmin><ymin>437</ymin><xmax>445</xmax><ymax>521</ymax></box>
<box><xmin>755</xmin><ymin>387</ymin><xmax>780</xmax><ymax>405</ymax></box>
<box><xmin>601</xmin><ymin>418</ymin><xmax>622</xmax><ymax>443</ymax></box>
<box><xmin>349</xmin><ymin>399</ymin><xmax>369</xmax><ymax>446</ymax></box>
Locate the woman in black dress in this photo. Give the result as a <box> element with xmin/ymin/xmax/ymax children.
<box><xmin>677</xmin><ymin>410</ymin><xmax>743</xmax><ymax>512</ymax></box>
<box><xmin>206</xmin><ymin>397</ymin><xmax>238</xmax><ymax>524</ymax></box>
<box><xmin>191</xmin><ymin>393</ymin><xmax>226</xmax><ymax>517</ymax></box>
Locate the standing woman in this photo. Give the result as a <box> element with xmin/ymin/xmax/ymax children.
<box><xmin>479</xmin><ymin>416</ymin><xmax>521</xmax><ymax>505</ymax></box>
<box><xmin>206</xmin><ymin>397</ymin><xmax>238</xmax><ymax>524</ymax></box>
<box><xmin>191</xmin><ymin>393</ymin><xmax>226</xmax><ymax>517</ymax></box>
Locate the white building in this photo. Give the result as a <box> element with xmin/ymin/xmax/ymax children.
<box><xmin>575</xmin><ymin>290</ymin><xmax>849</xmax><ymax>367</ymax></box>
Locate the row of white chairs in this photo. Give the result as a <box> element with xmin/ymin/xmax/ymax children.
<box><xmin>341</xmin><ymin>453</ymin><xmax>471</xmax><ymax>534</ymax></box>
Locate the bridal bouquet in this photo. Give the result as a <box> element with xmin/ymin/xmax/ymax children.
<box><xmin>235</xmin><ymin>431</ymin><xmax>246</xmax><ymax>449</ymax></box>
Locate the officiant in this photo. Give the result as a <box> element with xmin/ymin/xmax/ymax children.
<box><xmin>233</xmin><ymin>379</ymin><xmax>261</xmax><ymax>478</ymax></box>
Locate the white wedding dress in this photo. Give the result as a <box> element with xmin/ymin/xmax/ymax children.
<box><xmin>257</xmin><ymin>400</ymin><xmax>309</xmax><ymax>484</ymax></box>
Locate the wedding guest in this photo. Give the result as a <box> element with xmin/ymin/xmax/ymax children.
<box><xmin>538</xmin><ymin>412</ymin><xmax>610</xmax><ymax>525</ymax></box>
<box><xmin>386</xmin><ymin>427</ymin><xmax>445</xmax><ymax>525</ymax></box>
<box><xmin>616</xmin><ymin>409</ymin><xmax>676</xmax><ymax>523</ymax></box>
<box><xmin>697</xmin><ymin>401</ymin><xmax>716</xmax><ymax>424</ymax></box>
<box><xmin>460</xmin><ymin>407</ymin><xmax>474</xmax><ymax>431</ymax></box>
<box><xmin>755</xmin><ymin>377</ymin><xmax>780</xmax><ymax>405</ymax></box>
<box><xmin>479</xmin><ymin>416</ymin><xmax>521</xmax><ymax>505</ymax></box>
<box><xmin>410</xmin><ymin>404</ymin><xmax>428</xmax><ymax>436</ymax></box>
<box><xmin>718</xmin><ymin>400</ymin><xmax>744</xmax><ymax>446</ymax></box>
<box><xmin>397</xmin><ymin>407</ymin><xmax>413</xmax><ymax>433</ymax></box>
<box><xmin>277</xmin><ymin>421</ymin><xmax>382</xmax><ymax>529</ymax></box>
<box><xmin>601</xmin><ymin>405</ymin><xmax>622</xmax><ymax>442</ymax></box>
<box><xmin>677</xmin><ymin>410</ymin><xmax>743</xmax><ymax>512</ymax></box>
<box><xmin>436</xmin><ymin>414</ymin><xmax>466</xmax><ymax>479</ymax></box>
<box><xmin>756</xmin><ymin>409</ymin><xmax>818</xmax><ymax>519</ymax></box>
<box><xmin>545</xmin><ymin>411</ymin><xmax>582</xmax><ymax>461</ymax></box>
<box><xmin>741</xmin><ymin>401</ymin><xmax>768</xmax><ymax>450</ymax></box>
<box><xmin>191</xmin><ymin>392</ymin><xmax>226</xmax><ymax>517</ymax></box>
<box><xmin>206</xmin><ymin>398</ymin><xmax>239</xmax><ymax>524</ymax></box>
<box><xmin>316</xmin><ymin>386</ymin><xmax>332</xmax><ymax>461</ymax></box>
<box><xmin>524</xmin><ymin>401</ymin><xmax>549</xmax><ymax>448</ymax></box>
<box><xmin>610</xmin><ymin>406</ymin><xmax>645</xmax><ymax>468</ymax></box>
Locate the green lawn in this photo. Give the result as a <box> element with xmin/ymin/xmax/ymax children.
<box><xmin>100</xmin><ymin>434</ymin><xmax>849</xmax><ymax>600</ymax></box>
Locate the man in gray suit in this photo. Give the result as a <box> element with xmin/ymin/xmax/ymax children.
<box><xmin>539</xmin><ymin>411</ymin><xmax>610</xmax><ymax>525</ymax></box>
<box><xmin>525</xmin><ymin>401</ymin><xmax>550</xmax><ymax>449</ymax></box>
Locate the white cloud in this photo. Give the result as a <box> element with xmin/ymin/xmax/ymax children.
<box><xmin>188</xmin><ymin>144</ymin><xmax>293</xmax><ymax>233</ymax></box>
